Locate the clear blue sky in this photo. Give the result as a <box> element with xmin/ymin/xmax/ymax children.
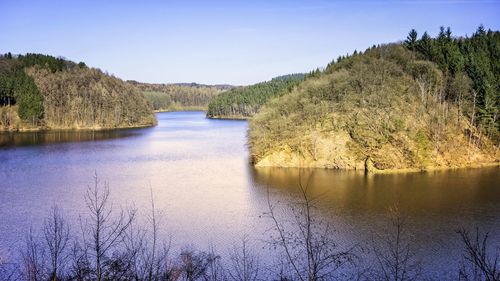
<box><xmin>1</xmin><ymin>0</ymin><xmax>499</xmax><ymax>85</ymax></box>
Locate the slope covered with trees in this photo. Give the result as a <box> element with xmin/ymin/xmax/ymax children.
<box><xmin>206</xmin><ymin>74</ymin><xmax>305</xmax><ymax>119</ymax></box>
<box><xmin>0</xmin><ymin>53</ymin><xmax>156</xmax><ymax>131</ymax></box>
<box><xmin>406</xmin><ymin>25</ymin><xmax>499</xmax><ymax>141</ymax></box>
<box><xmin>129</xmin><ymin>81</ymin><xmax>232</xmax><ymax>112</ymax></box>
<box><xmin>249</xmin><ymin>27</ymin><xmax>499</xmax><ymax>172</ymax></box>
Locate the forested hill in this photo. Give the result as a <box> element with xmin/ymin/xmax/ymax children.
<box><xmin>0</xmin><ymin>53</ymin><xmax>156</xmax><ymax>131</ymax></box>
<box><xmin>249</xmin><ymin>26</ymin><xmax>499</xmax><ymax>172</ymax></box>
<box><xmin>206</xmin><ymin>74</ymin><xmax>305</xmax><ymax>119</ymax></box>
<box><xmin>129</xmin><ymin>81</ymin><xmax>234</xmax><ymax>112</ymax></box>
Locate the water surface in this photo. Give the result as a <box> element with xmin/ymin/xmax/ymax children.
<box><xmin>0</xmin><ymin>111</ymin><xmax>498</xmax><ymax>279</ymax></box>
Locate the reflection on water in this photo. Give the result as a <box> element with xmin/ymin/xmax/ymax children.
<box><xmin>0</xmin><ymin>129</ymin><xmax>143</xmax><ymax>147</ymax></box>
<box><xmin>0</xmin><ymin>111</ymin><xmax>498</xmax><ymax>280</ymax></box>
<box><xmin>251</xmin><ymin>166</ymin><xmax>500</xmax><ymax>279</ymax></box>
<box><xmin>251</xmin><ymin>167</ymin><xmax>500</xmax><ymax>215</ymax></box>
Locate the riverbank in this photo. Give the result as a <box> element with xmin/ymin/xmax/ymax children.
<box><xmin>0</xmin><ymin>121</ymin><xmax>156</xmax><ymax>133</ymax></box>
<box><xmin>206</xmin><ymin>114</ymin><xmax>249</xmax><ymax>120</ymax></box>
<box><xmin>154</xmin><ymin>106</ymin><xmax>207</xmax><ymax>113</ymax></box>
<box><xmin>1</xmin><ymin>111</ymin><xmax>499</xmax><ymax>281</ymax></box>
<box><xmin>252</xmin><ymin>130</ymin><xmax>499</xmax><ymax>174</ymax></box>
<box><xmin>254</xmin><ymin>152</ymin><xmax>500</xmax><ymax>174</ymax></box>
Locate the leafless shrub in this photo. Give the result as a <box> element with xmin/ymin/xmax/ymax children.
<box><xmin>458</xmin><ymin>228</ymin><xmax>500</xmax><ymax>281</ymax></box>
<box><xmin>124</xmin><ymin>186</ymin><xmax>175</xmax><ymax>281</ymax></box>
<box><xmin>264</xmin><ymin>173</ymin><xmax>357</xmax><ymax>281</ymax></box>
<box><xmin>21</xmin><ymin>228</ymin><xmax>47</xmax><ymax>281</ymax></box>
<box><xmin>0</xmin><ymin>255</ymin><xmax>22</xmax><ymax>281</ymax></box>
<box><xmin>177</xmin><ymin>248</ymin><xmax>221</xmax><ymax>281</ymax></box>
<box><xmin>370</xmin><ymin>205</ymin><xmax>421</xmax><ymax>281</ymax></box>
<box><xmin>227</xmin><ymin>236</ymin><xmax>260</xmax><ymax>281</ymax></box>
<box><xmin>43</xmin><ymin>205</ymin><xmax>70</xmax><ymax>280</ymax></box>
<box><xmin>79</xmin><ymin>172</ymin><xmax>136</xmax><ymax>281</ymax></box>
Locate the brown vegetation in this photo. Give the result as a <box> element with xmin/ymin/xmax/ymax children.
<box><xmin>0</xmin><ymin>54</ymin><xmax>156</xmax><ymax>131</ymax></box>
<box><xmin>26</xmin><ymin>67</ymin><xmax>156</xmax><ymax>129</ymax></box>
<box><xmin>249</xmin><ymin>45</ymin><xmax>499</xmax><ymax>172</ymax></box>
<box><xmin>130</xmin><ymin>81</ymin><xmax>231</xmax><ymax>112</ymax></box>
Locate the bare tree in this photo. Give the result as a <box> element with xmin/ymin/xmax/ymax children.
<box><xmin>227</xmin><ymin>236</ymin><xmax>260</xmax><ymax>281</ymax></box>
<box><xmin>0</xmin><ymin>255</ymin><xmax>22</xmax><ymax>281</ymax></box>
<box><xmin>43</xmin><ymin>205</ymin><xmax>70</xmax><ymax>281</ymax></box>
<box><xmin>371</xmin><ymin>206</ymin><xmax>421</xmax><ymax>281</ymax></box>
<box><xmin>21</xmin><ymin>228</ymin><xmax>46</xmax><ymax>281</ymax></box>
<box><xmin>69</xmin><ymin>239</ymin><xmax>92</xmax><ymax>281</ymax></box>
<box><xmin>205</xmin><ymin>246</ymin><xmax>226</xmax><ymax>281</ymax></box>
<box><xmin>264</xmin><ymin>173</ymin><xmax>357</xmax><ymax>281</ymax></box>
<box><xmin>458</xmin><ymin>228</ymin><xmax>499</xmax><ymax>281</ymax></box>
<box><xmin>124</xmin><ymin>186</ymin><xmax>175</xmax><ymax>281</ymax></box>
<box><xmin>81</xmin><ymin>172</ymin><xmax>136</xmax><ymax>281</ymax></box>
<box><xmin>177</xmin><ymin>248</ymin><xmax>220</xmax><ymax>281</ymax></box>
<box><xmin>147</xmin><ymin>187</ymin><xmax>159</xmax><ymax>281</ymax></box>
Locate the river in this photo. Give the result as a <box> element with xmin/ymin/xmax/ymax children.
<box><xmin>0</xmin><ymin>111</ymin><xmax>499</xmax><ymax>279</ymax></box>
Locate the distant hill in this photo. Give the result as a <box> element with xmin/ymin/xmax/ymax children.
<box><xmin>249</xmin><ymin>27</ymin><xmax>499</xmax><ymax>172</ymax></box>
<box><xmin>0</xmin><ymin>53</ymin><xmax>156</xmax><ymax>131</ymax></box>
<box><xmin>206</xmin><ymin>74</ymin><xmax>305</xmax><ymax>119</ymax></box>
<box><xmin>128</xmin><ymin>81</ymin><xmax>235</xmax><ymax>112</ymax></box>
<box><xmin>171</xmin><ymin>82</ymin><xmax>235</xmax><ymax>90</ymax></box>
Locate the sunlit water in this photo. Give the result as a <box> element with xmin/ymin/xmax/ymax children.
<box><xmin>0</xmin><ymin>111</ymin><xmax>499</xmax><ymax>279</ymax></box>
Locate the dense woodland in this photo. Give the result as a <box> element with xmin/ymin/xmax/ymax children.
<box><xmin>405</xmin><ymin>25</ymin><xmax>499</xmax><ymax>142</ymax></box>
<box><xmin>206</xmin><ymin>74</ymin><xmax>305</xmax><ymax>119</ymax></box>
<box><xmin>249</xmin><ymin>26</ymin><xmax>499</xmax><ymax>171</ymax></box>
<box><xmin>129</xmin><ymin>81</ymin><xmax>232</xmax><ymax>111</ymax></box>
<box><xmin>0</xmin><ymin>53</ymin><xmax>155</xmax><ymax>130</ymax></box>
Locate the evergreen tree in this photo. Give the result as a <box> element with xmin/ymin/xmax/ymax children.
<box><xmin>417</xmin><ymin>32</ymin><xmax>432</xmax><ymax>60</ymax></box>
<box><xmin>405</xmin><ymin>29</ymin><xmax>418</xmax><ymax>54</ymax></box>
<box><xmin>13</xmin><ymin>69</ymin><xmax>44</xmax><ymax>123</ymax></box>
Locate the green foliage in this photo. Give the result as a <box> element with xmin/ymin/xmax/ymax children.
<box><xmin>13</xmin><ymin>70</ymin><xmax>44</xmax><ymax>122</ymax></box>
<box><xmin>135</xmin><ymin>83</ymin><xmax>227</xmax><ymax>111</ymax></box>
<box><xmin>409</xmin><ymin>26</ymin><xmax>500</xmax><ymax>141</ymax></box>
<box><xmin>0</xmin><ymin>58</ymin><xmax>19</xmax><ymax>104</ymax></box>
<box><xmin>249</xmin><ymin>43</ymin><xmax>498</xmax><ymax>170</ymax></box>
<box><xmin>415</xmin><ymin>129</ymin><xmax>430</xmax><ymax>166</ymax></box>
<box><xmin>18</xmin><ymin>53</ymin><xmax>67</xmax><ymax>72</ymax></box>
<box><xmin>405</xmin><ymin>29</ymin><xmax>418</xmax><ymax>53</ymax></box>
<box><xmin>0</xmin><ymin>58</ymin><xmax>44</xmax><ymax>123</ymax></box>
<box><xmin>1</xmin><ymin>53</ymin><xmax>155</xmax><ymax>129</ymax></box>
<box><xmin>1</xmin><ymin>52</ymin><xmax>79</xmax><ymax>123</ymax></box>
<box><xmin>143</xmin><ymin>91</ymin><xmax>173</xmax><ymax>110</ymax></box>
<box><xmin>207</xmin><ymin>74</ymin><xmax>305</xmax><ymax>118</ymax></box>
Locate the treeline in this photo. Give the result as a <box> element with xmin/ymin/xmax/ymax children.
<box><xmin>206</xmin><ymin>74</ymin><xmax>305</xmax><ymax>119</ymax></box>
<box><xmin>0</xmin><ymin>54</ymin><xmax>53</xmax><ymax>126</ymax></box>
<box><xmin>249</xmin><ymin>26</ymin><xmax>499</xmax><ymax>171</ymax></box>
<box><xmin>404</xmin><ymin>25</ymin><xmax>499</xmax><ymax>142</ymax></box>
<box><xmin>129</xmin><ymin>81</ymin><xmax>231</xmax><ymax>111</ymax></box>
<box><xmin>0</xmin><ymin>53</ymin><xmax>155</xmax><ymax>130</ymax></box>
<box><xmin>0</xmin><ymin>175</ymin><xmax>497</xmax><ymax>280</ymax></box>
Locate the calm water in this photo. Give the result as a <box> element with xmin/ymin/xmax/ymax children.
<box><xmin>0</xmin><ymin>111</ymin><xmax>499</xmax><ymax>279</ymax></box>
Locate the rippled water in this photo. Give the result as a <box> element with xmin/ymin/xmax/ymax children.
<box><xmin>0</xmin><ymin>111</ymin><xmax>499</xmax><ymax>279</ymax></box>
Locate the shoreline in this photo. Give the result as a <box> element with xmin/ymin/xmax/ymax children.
<box><xmin>369</xmin><ymin>161</ymin><xmax>500</xmax><ymax>174</ymax></box>
<box><xmin>206</xmin><ymin>115</ymin><xmax>250</xmax><ymax>121</ymax></box>
<box><xmin>255</xmin><ymin>160</ymin><xmax>500</xmax><ymax>174</ymax></box>
<box><xmin>154</xmin><ymin>107</ymin><xmax>207</xmax><ymax>113</ymax></box>
<box><xmin>0</xmin><ymin>122</ymin><xmax>156</xmax><ymax>134</ymax></box>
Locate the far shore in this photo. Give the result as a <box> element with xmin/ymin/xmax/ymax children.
<box><xmin>0</xmin><ymin>122</ymin><xmax>156</xmax><ymax>133</ymax></box>
<box><xmin>154</xmin><ymin>107</ymin><xmax>207</xmax><ymax>113</ymax></box>
<box><xmin>206</xmin><ymin>114</ymin><xmax>250</xmax><ymax>121</ymax></box>
<box><xmin>255</xmin><ymin>160</ymin><xmax>500</xmax><ymax>174</ymax></box>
